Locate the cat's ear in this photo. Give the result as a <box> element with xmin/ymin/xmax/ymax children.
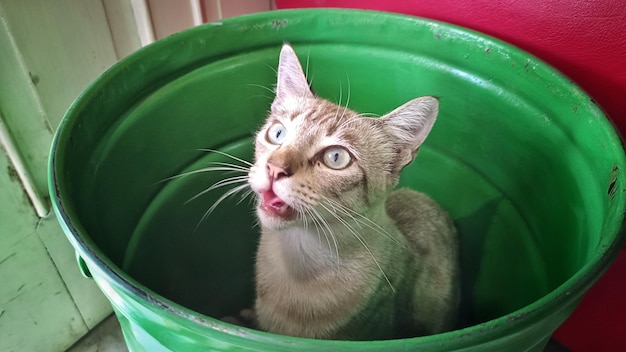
<box><xmin>272</xmin><ymin>44</ymin><xmax>314</xmax><ymax>112</ymax></box>
<box><xmin>381</xmin><ymin>96</ymin><xmax>439</xmax><ymax>171</ymax></box>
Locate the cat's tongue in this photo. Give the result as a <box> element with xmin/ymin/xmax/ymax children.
<box><xmin>260</xmin><ymin>189</ymin><xmax>294</xmax><ymax>219</ymax></box>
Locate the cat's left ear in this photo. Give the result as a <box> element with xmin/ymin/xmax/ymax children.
<box><xmin>381</xmin><ymin>96</ymin><xmax>439</xmax><ymax>171</ymax></box>
<box><xmin>272</xmin><ymin>44</ymin><xmax>314</xmax><ymax>112</ymax></box>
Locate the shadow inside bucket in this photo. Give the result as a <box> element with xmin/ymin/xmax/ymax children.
<box><xmin>121</xmin><ymin>139</ymin><xmax>553</xmax><ymax>333</ymax></box>
<box><xmin>455</xmin><ymin>196</ymin><xmax>502</xmax><ymax>328</ymax></box>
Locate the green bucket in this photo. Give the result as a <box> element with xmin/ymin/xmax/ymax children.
<box><xmin>49</xmin><ymin>9</ymin><xmax>625</xmax><ymax>351</ymax></box>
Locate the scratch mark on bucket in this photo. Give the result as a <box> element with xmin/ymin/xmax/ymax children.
<box><xmin>608</xmin><ymin>165</ymin><xmax>619</xmax><ymax>200</ymax></box>
<box><xmin>271</xmin><ymin>19</ymin><xmax>288</xmax><ymax>29</ymax></box>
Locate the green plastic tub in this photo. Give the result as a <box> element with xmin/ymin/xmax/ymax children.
<box><xmin>49</xmin><ymin>9</ymin><xmax>625</xmax><ymax>352</ymax></box>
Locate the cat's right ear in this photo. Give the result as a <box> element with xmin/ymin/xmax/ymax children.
<box><xmin>381</xmin><ymin>96</ymin><xmax>439</xmax><ymax>173</ymax></box>
<box><xmin>272</xmin><ymin>44</ymin><xmax>314</xmax><ymax>112</ymax></box>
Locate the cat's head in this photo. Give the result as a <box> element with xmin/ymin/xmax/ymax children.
<box><xmin>248</xmin><ymin>44</ymin><xmax>438</xmax><ymax>229</ymax></box>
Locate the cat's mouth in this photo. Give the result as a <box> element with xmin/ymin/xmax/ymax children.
<box><xmin>260</xmin><ymin>189</ymin><xmax>295</xmax><ymax>220</ymax></box>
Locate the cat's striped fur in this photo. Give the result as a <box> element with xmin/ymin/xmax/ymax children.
<box><xmin>248</xmin><ymin>44</ymin><xmax>460</xmax><ymax>340</ymax></box>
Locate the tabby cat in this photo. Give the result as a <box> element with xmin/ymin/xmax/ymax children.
<box><xmin>246</xmin><ymin>44</ymin><xmax>460</xmax><ymax>340</ymax></box>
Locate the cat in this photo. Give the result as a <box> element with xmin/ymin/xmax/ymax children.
<box><xmin>245</xmin><ymin>43</ymin><xmax>460</xmax><ymax>340</ymax></box>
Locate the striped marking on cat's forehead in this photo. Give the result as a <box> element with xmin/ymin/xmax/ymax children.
<box><xmin>293</xmin><ymin>101</ymin><xmax>360</xmax><ymax>137</ymax></box>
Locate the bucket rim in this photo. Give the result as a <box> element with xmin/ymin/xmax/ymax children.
<box><xmin>48</xmin><ymin>7</ymin><xmax>626</xmax><ymax>348</ymax></box>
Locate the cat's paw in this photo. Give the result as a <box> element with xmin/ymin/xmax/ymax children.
<box><xmin>221</xmin><ymin>308</ymin><xmax>257</xmax><ymax>329</ymax></box>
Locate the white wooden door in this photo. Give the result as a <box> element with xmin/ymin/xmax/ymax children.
<box><xmin>0</xmin><ymin>1</ymin><xmax>273</xmax><ymax>350</ymax></box>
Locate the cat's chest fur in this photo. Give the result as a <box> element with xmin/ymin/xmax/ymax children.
<box><xmin>255</xmin><ymin>203</ymin><xmax>409</xmax><ymax>339</ymax></box>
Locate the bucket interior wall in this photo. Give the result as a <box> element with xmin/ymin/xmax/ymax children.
<box><xmin>51</xmin><ymin>10</ymin><xmax>625</xmax><ymax>348</ymax></box>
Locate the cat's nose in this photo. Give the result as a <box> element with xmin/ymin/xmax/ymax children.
<box><xmin>266</xmin><ymin>161</ymin><xmax>291</xmax><ymax>180</ymax></box>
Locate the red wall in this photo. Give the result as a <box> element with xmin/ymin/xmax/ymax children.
<box><xmin>276</xmin><ymin>0</ymin><xmax>626</xmax><ymax>132</ymax></box>
<box><xmin>277</xmin><ymin>1</ymin><xmax>626</xmax><ymax>350</ymax></box>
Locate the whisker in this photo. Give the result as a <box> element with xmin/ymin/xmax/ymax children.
<box><xmin>245</xmin><ymin>190</ymin><xmax>258</xmax><ymax>208</ymax></box>
<box><xmin>337</xmin><ymin>115</ymin><xmax>363</xmax><ymax>131</ymax></box>
<box><xmin>300</xmin><ymin>202</ymin><xmax>336</xmax><ymax>261</ymax></box>
<box><xmin>205</xmin><ymin>175</ymin><xmax>249</xmax><ymax>191</ymax></box>
<box><xmin>204</xmin><ymin>161</ymin><xmax>251</xmax><ymax>172</ymax></box>
<box><xmin>237</xmin><ymin>189</ymin><xmax>255</xmax><ymax>206</ymax></box>
<box><xmin>157</xmin><ymin>165</ymin><xmax>248</xmax><ymax>185</ymax></box>
<box><xmin>186</xmin><ymin>175</ymin><xmax>249</xmax><ymax>204</ymax></box>
<box><xmin>300</xmin><ymin>206</ymin><xmax>309</xmax><ymax>232</ymax></box>
<box><xmin>247</xmin><ymin>83</ymin><xmax>276</xmax><ymax>95</ymax></box>
<box><xmin>333</xmin><ymin>81</ymin><xmax>343</xmax><ymax>122</ymax></box>
<box><xmin>339</xmin><ymin>73</ymin><xmax>351</xmax><ymax>123</ymax></box>
<box><xmin>303</xmin><ymin>207</ymin><xmax>322</xmax><ymax>246</ymax></box>
<box><xmin>305</xmin><ymin>49</ymin><xmax>311</xmax><ymax>82</ymax></box>
<box><xmin>322</xmin><ymin>196</ymin><xmax>405</xmax><ymax>248</ymax></box>
<box><xmin>319</xmin><ymin>201</ymin><xmax>395</xmax><ymax>292</ymax></box>
<box><xmin>197</xmin><ymin>148</ymin><xmax>254</xmax><ymax>167</ymax></box>
<box><xmin>310</xmin><ymin>206</ymin><xmax>340</xmax><ymax>263</ymax></box>
<box><xmin>248</xmin><ymin>94</ymin><xmax>274</xmax><ymax>101</ymax></box>
<box><xmin>305</xmin><ymin>50</ymin><xmax>315</xmax><ymax>92</ymax></box>
<box><xmin>264</xmin><ymin>63</ymin><xmax>278</xmax><ymax>75</ymax></box>
<box><xmin>250</xmin><ymin>207</ymin><xmax>261</xmax><ymax>229</ymax></box>
<box><xmin>196</xmin><ymin>183</ymin><xmax>250</xmax><ymax>231</ymax></box>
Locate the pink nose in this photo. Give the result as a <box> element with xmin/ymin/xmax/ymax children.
<box><xmin>266</xmin><ymin>162</ymin><xmax>290</xmax><ymax>180</ymax></box>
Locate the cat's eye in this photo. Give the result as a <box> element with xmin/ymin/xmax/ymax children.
<box><xmin>267</xmin><ymin>122</ymin><xmax>287</xmax><ymax>145</ymax></box>
<box><xmin>323</xmin><ymin>147</ymin><xmax>351</xmax><ymax>170</ymax></box>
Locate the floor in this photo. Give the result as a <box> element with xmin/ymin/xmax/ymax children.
<box><xmin>66</xmin><ymin>314</ymin><xmax>570</xmax><ymax>351</ymax></box>
<box><xmin>67</xmin><ymin>315</ymin><xmax>128</xmax><ymax>352</ymax></box>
